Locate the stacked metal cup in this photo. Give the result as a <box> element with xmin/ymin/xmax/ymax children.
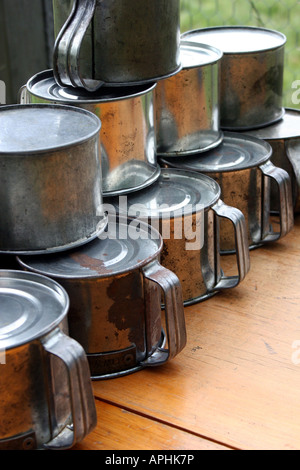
<box><xmin>14</xmin><ymin>0</ymin><xmax>187</xmax><ymax>385</ymax></box>
<box><xmin>157</xmin><ymin>27</ymin><xmax>294</xmax><ymax>267</ymax></box>
<box><xmin>106</xmin><ymin>37</ymin><xmax>252</xmax><ymax>307</ymax></box>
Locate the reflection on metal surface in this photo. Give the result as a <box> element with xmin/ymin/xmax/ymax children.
<box><xmin>182</xmin><ymin>26</ymin><xmax>286</xmax><ymax>130</ymax></box>
<box><xmin>155</xmin><ymin>41</ymin><xmax>223</xmax><ymax>156</ymax></box>
<box><xmin>21</xmin><ymin>70</ymin><xmax>160</xmax><ymax>196</ymax></box>
<box><xmin>160</xmin><ymin>133</ymin><xmax>294</xmax><ymax>252</ymax></box>
<box><xmin>18</xmin><ymin>218</ymin><xmax>187</xmax><ymax>379</ymax></box>
<box><xmin>52</xmin><ymin>0</ymin><xmax>181</xmax><ymax>90</ymax></box>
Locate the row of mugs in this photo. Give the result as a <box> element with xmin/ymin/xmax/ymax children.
<box><xmin>1</xmin><ymin>1</ymin><xmax>183</xmax><ymax>449</ymax></box>
<box><xmin>1</xmin><ymin>12</ymin><xmax>298</xmax><ymax>450</ymax></box>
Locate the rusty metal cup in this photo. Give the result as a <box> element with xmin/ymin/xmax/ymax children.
<box><xmin>0</xmin><ymin>270</ymin><xmax>96</xmax><ymax>450</ymax></box>
<box><xmin>18</xmin><ymin>217</ymin><xmax>187</xmax><ymax>379</ymax></box>
<box><xmin>160</xmin><ymin>133</ymin><xmax>294</xmax><ymax>253</ymax></box>
<box><xmin>52</xmin><ymin>0</ymin><xmax>181</xmax><ymax>91</ymax></box>
<box><xmin>245</xmin><ymin>108</ymin><xmax>300</xmax><ymax>214</ymax></box>
<box><xmin>182</xmin><ymin>26</ymin><xmax>286</xmax><ymax>130</ymax></box>
<box><xmin>155</xmin><ymin>40</ymin><xmax>223</xmax><ymax>156</ymax></box>
<box><xmin>106</xmin><ymin>169</ymin><xmax>250</xmax><ymax>306</ymax></box>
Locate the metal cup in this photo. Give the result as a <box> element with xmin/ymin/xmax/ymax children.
<box><xmin>244</xmin><ymin>108</ymin><xmax>300</xmax><ymax>214</ymax></box>
<box><xmin>155</xmin><ymin>40</ymin><xmax>223</xmax><ymax>156</ymax></box>
<box><xmin>52</xmin><ymin>0</ymin><xmax>181</xmax><ymax>91</ymax></box>
<box><xmin>106</xmin><ymin>169</ymin><xmax>250</xmax><ymax>306</ymax></box>
<box><xmin>0</xmin><ymin>104</ymin><xmax>106</xmax><ymax>254</ymax></box>
<box><xmin>0</xmin><ymin>270</ymin><xmax>96</xmax><ymax>450</ymax></box>
<box><xmin>18</xmin><ymin>217</ymin><xmax>187</xmax><ymax>379</ymax></box>
<box><xmin>20</xmin><ymin>70</ymin><xmax>160</xmax><ymax>196</ymax></box>
<box><xmin>160</xmin><ymin>132</ymin><xmax>294</xmax><ymax>253</ymax></box>
<box><xmin>182</xmin><ymin>26</ymin><xmax>286</xmax><ymax>130</ymax></box>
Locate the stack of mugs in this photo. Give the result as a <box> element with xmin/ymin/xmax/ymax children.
<box><xmin>0</xmin><ymin>0</ymin><xmax>297</xmax><ymax>450</ymax></box>
<box><xmin>158</xmin><ymin>26</ymin><xmax>294</xmax><ymax>261</ymax></box>
<box><xmin>0</xmin><ymin>0</ymin><xmax>187</xmax><ymax>450</ymax></box>
<box><xmin>180</xmin><ymin>26</ymin><xmax>300</xmax><ymax>217</ymax></box>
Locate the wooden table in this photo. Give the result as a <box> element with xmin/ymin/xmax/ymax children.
<box><xmin>73</xmin><ymin>215</ymin><xmax>300</xmax><ymax>451</ymax></box>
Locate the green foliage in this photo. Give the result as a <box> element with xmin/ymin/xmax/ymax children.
<box><xmin>180</xmin><ymin>0</ymin><xmax>300</xmax><ymax>108</ymax></box>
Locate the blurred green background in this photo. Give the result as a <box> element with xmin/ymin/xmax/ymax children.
<box><xmin>1</xmin><ymin>0</ymin><xmax>300</xmax><ymax>107</ymax></box>
<box><xmin>180</xmin><ymin>0</ymin><xmax>300</xmax><ymax>109</ymax></box>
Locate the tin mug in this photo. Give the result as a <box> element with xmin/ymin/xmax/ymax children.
<box><xmin>0</xmin><ymin>270</ymin><xmax>96</xmax><ymax>450</ymax></box>
<box><xmin>53</xmin><ymin>0</ymin><xmax>181</xmax><ymax>91</ymax></box>
<box><xmin>160</xmin><ymin>132</ymin><xmax>294</xmax><ymax>252</ymax></box>
<box><xmin>106</xmin><ymin>169</ymin><xmax>250</xmax><ymax>305</ymax></box>
<box><xmin>18</xmin><ymin>217</ymin><xmax>187</xmax><ymax>379</ymax></box>
<box><xmin>245</xmin><ymin>108</ymin><xmax>300</xmax><ymax>214</ymax></box>
<box><xmin>19</xmin><ymin>70</ymin><xmax>160</xmax><ymax>196</ymax></box>
<box><xmin>182</xmin><ymin>26</ymin><xmax>286</xmax><ymax>130</ymax></box>
<box><xmin>0</xmin><ymin>104</ymin><xmax>107</xmax><ymax>254</ymax></box>
<box><xmin>155</xmin><ymin>40</ymin><xmax>223</xmax><ymax>157</ymax></box>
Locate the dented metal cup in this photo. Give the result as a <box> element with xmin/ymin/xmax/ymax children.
<box><xmin>18</xmin><ymin>217</ymin><xmax>187</xmax><ymax>379</ymax></box>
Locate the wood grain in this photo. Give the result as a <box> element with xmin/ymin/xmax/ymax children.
<box><xmin>73</xmin><ymin>400</ymin><xmax>230</xmax><ymax>451</ymax></box>
<box><xmin>91</xmin><ymin>215</ymin><xmax>300</xmax><ymax>450</ymax></box>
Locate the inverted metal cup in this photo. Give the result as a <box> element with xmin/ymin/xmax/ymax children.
<box><xmin>182</xmin><ymin>26</ymin><xmax>286</xmax><ymax>130</ymax></box>
<box><xmin>245</xmin><ymin>108</ymin><xmax>300</xmax><ymax>214</ymax></box>
<box><xmin>52</xmin><ymin>0</ymin><xmax>181</xmax><ymax>91</ymax></box>
<box><xmin>160</xmin><ymin>132</ymin><xmax>294</xmax><ymax>253</ymax></box>
<box><xmin>20</xmin><ymin>70</ymin><xmax>160</xmax><ymax>196</ymax></box>
<box><xmin>155</xmin><ymin>40</ymin><xmax>223</xmax><ymax>157</ymax></box>
<box><xmin>106</xmin><ymin>169</ymin><xmax>250</xmax><ymax>306</ymax></box>
<box><xmin>0</xmin><ymin>270</ymin><xmax>96</xmax><ymax>450</ymax></box>
<box><xmin>18</xmin><ymin>217</ymin><xmax>187</xmax><ymax>379</ymax></box>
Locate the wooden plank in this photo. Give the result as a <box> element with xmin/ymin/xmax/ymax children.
<box><xmin>92</xmin><ymin>216</ymin><xmax>300</xmax><ymax>450</ymax></box>
<box><xmin>73</xmin><ymin>400</ymin><xmax>230</xmax><ymax>451</ymax></box>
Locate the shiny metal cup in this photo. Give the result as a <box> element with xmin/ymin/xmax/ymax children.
<box><xmin>182</xmin><ymin>26</ymin><xmax>286</xmax><ymax>130</ymax></box>
<box><xmin>155</xmin><ymin>41</ymin><xmax>223</xmax><ymax>157</ymax></box>
<box><xmin>212</xmin><ymin>162</ymin><xmax>294</xmax><ymax>252</ymax></box>
<box><xmin>0</xmin><ymin>104</ymin><xmax>106</xmax><ymax>254</ymax></box>
<box><xmin>18</xmin><ymin>218</ymin><xmax>187</xmax><ymax>380</ymax></box>
<box><xmin>0</xmin><ymin>271</ymin><xmax>96</xmax><ymax>451</ymax></box>
<box><xmin>53</xmin><ymin>0</ymin><xmax>181</xmax><ymax>91</ymax></box>
<box><xmin>20</xmin><ymin>70</ymin><xmax>160</xmax><ymax>196</ymax></box>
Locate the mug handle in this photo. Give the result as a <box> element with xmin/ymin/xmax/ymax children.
<box><xmin>42</xmin><ymin>329</ymin><xmax>97</xmax><ymax>450</ymax></box>
<box><xmin>212</xmin><ymin>200</ymin><xmax>250</xmax><ymax>290</ymax></box>
<box><xmin>18</xmin><ymin>85</ymin><xmax>29</xmax><ymax>104</ymax></box>
<box><xmin>53</xmin><ymin>0</ymin><xmax>104</xmax><ymax>91</ymax></box>
<box><xmin>259</xmin><ymin>161</ymin><xmax>294</xmax><ymax>243</ymax></box>
<box><xmin>141</xmin><ymin>261</ymin><xmax>187</xmax><ymax>365</ymax></box>
<box><xmin>285</xmin><ymin>139</ymin><xmax>300</xmax><ymax>213</ymax></box>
